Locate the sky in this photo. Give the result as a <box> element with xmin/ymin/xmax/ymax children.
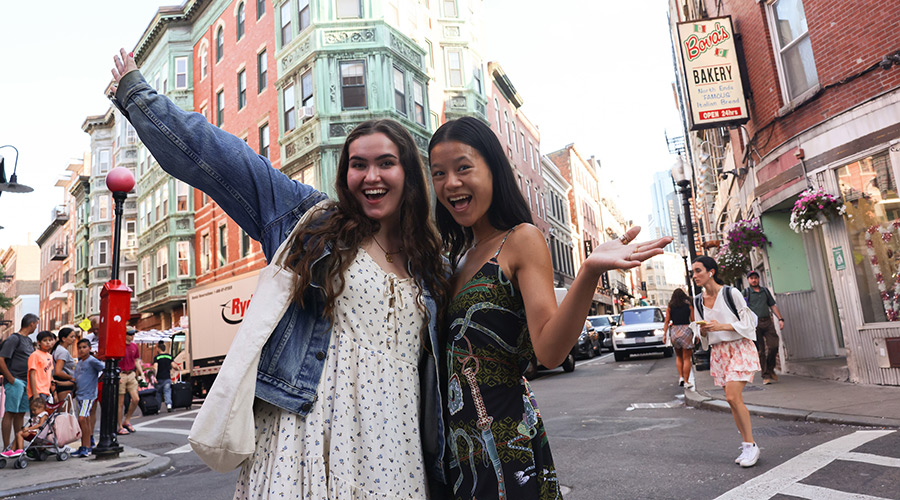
<box><xmin>0</xmin><ymin>0</ymin><xmax>682</xmax><ymax>249</ymax></box>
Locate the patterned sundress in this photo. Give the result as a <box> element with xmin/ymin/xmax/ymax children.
<box><xmin>234</xmin><ymin>248</ymin><xmax>428</xmax><ymax>499</ymax></box>
<box><xmin>445</xmin><ymin>229</ymin><xmax>562</xmax><ymax>500</ymax></box>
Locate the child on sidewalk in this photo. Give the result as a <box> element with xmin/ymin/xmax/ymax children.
<box><xmin>27</xmin><ymin>332</ymin><xmax>56</xmax><ymax>403</ymax></box>
<box><xmin>1</xmin><ymin>397</ymin><xmax>48</xmax><ymax>457</ymax></box>
<box><xmin>72</xmin><ymin>338</ymin><xmax>104</xmax><ymax>457</ymax></box>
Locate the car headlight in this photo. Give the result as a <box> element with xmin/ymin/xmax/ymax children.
<box><xmin>653</xmin><ymin>329</ymin><xmax>664</xmax><ymax>337</ymax></box>
<box><xmin>614</xmin><ymin>331</ymin><xmax>625</xmax><ymax>338</ymax></box>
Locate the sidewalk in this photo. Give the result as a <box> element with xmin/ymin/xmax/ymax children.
<box><xmin>685</xmin><ymin>370</ymin><xmax>900</xmax><ymax>428</ymax></box>
<box><xmin>0</xmin><ymin>445</ymin><xmax>171</xmax><ymax>497</ymax></box>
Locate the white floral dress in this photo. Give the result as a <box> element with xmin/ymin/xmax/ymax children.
<box><xmin>234</xmin><ymin>248</ymin><xmax>428</xmax><ymax>499</ymax></box>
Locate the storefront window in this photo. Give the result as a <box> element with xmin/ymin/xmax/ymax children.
<box><xmin>838</xmin><ymin>151</ymin><xmax>900</xmax><ymax>322</ymax></box>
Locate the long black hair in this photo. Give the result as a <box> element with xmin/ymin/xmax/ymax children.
<box><xmin>692</xmin><ymin>255</ymin><xmax>724</xmax><ymax>285</ymax></box>
<box><xmin>668</xmin><ymin>288</ymin><xmax>691</xmax><ymax>308</ymax></box>
<box><xmin>52</xmin><ymin>327</ymin><xmax>75</xmax><ymax>355</ymax></box>
<box><xmin>428</xmin><ymin>116</ymin><xmax>533</xmax><ymax>268</ymax></box>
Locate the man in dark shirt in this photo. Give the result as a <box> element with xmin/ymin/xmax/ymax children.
<box><xmin>0</xmin><ymin>314</ymin><xmax>38</xmax><ymax>448</ymax></box>
<box><xmin>152</xmin><ymin>341</ymin><xmax>181</xmax><ymax>412</ymax></box>
<box><xmin>744</xmin><ymin>271</ymin><xmax>785</xmax><ymax>384</ymax></box>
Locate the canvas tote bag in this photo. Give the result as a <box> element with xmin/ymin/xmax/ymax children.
<box><xmin>189</xmin><ymin>201</ymin><xmax>327</xmax><ymax>472</ymax></box>
<box><xmin>52</xmin><ymin>396</ymin><xmax>82</xmax><ymax>445</ymax></box>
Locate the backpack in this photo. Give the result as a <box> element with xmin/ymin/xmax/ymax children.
<box><xmin>695</xmin><ymin>286</ymin><xmax>740</xmax><ymax>320</ymax></box>
<box><xmin>743</xmin><ymin>286</ymin><xmax>775</xmax><ymax>304</ymax></box>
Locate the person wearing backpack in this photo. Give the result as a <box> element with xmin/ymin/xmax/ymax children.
<box><xmin>0</xmin><ymin>314</ymin><xmax>38</xmax><ymax>449</ymax></box>
<box><xmin>744</xmin><ymin>271</ymin><xmax>785</xmax><ymax>385</ymax></box>
<box><xmin>691</xmin><ymin>256</ymin><xmax>761</xmax><ymax>467</ymax></box>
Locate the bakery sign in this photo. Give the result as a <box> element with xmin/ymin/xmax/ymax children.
<box><xmin>677</xmin><ymin>16</ymin><xmax>749</xmax><ymax>130</ymax></box>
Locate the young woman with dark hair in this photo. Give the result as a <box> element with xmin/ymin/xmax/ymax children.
<box><xmin>429</xmin><ymin>116</ymin><xmax>671</xmax><ymax>499</ymax></box>
<box><xmin>663</xmin><ymin>288</ymin><xmax>695</xmax><ymax>388</ymax></box>
<box><xmin>51</xmin><ymin>327</ymin><xmax>78</xmax><ymax>402</ymax></box>
<box><xmin>691</xmin><ymin>255</ymin><xmax>761</xmax><ymax>467</ymax></box>
<box><xmin>111</xmin><ymin>50</ymin><xmax>450</xmax><ymax>498</ymax></box>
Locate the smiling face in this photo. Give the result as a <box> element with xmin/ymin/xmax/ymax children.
<box><xmin>345</xmin><ymin>133</ymin><xmax>406</xmax><ymax>227</ymax></box>
<box><xmin>429</xmin><ymin>140</ymin><xmax>495</xmax><ymax>229</ymax></box>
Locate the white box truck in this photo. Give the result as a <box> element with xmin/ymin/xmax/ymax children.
<box><xmin>185</xmin><ymin>270</ymin><xmax>259</xmax><ymax>398</ymax></box>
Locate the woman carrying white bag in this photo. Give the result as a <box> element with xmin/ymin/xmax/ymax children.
<box><xmin>110</xmin><ymin>50</ymin><xmax>451</xmax><ymax>499</ymax></box>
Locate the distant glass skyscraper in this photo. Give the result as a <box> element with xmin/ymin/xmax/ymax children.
<box><xmin>649</xmin><ymin>170</ymin><xmax>684</xmax><ymax>253</ymax></box>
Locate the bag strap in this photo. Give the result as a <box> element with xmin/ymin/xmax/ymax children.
<box><xmin>722</xmin><ymin>286</ymin><xmax>740</xmax><ymax>319</ymax></box>
<box><xmin>694</xmin><ymin>293</ymin><xmax>705</xmax><ymax>320</ymax></box>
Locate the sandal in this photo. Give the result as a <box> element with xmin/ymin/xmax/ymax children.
<box><xmin>124</xmin><ymin>423</ymin><xmax>136</xmax><ymax>433</ymax></box>
<box><xmin>117</xmin><ymin>428</ymin><xmax>131</xmax><ymax>435</ymax></box>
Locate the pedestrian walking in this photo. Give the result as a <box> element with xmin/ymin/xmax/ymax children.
<box><xmin>151</xmin><ymin>341</ymin><xmax>180</xmax><ymax>413</ymax></box>
<box><xmin>691</xmin><ymin>256</ymin><xmax>761</xmax><ymax>467</ymax></box>
<box><xmin>744</xmin><ymin>271</ymin><xmax>785</xmax><ymax>384</ymax></box>
<box><xmin>52</xmin><ymin>327</ymin><xmax>78</xmax><ymax>402</ymax></box>
<box><xmin>73</xmin><ymin>338</ymin><xmax>104</xmax><ymax>457</ymax></box>
<box><xmin>117</xmin><ymin>328</ymin><xmax>144</xmax><ymax>435</ymax></box>
<box><xmin>428</xmin><ymin>116</ymin><xmax>671</xmax><ymax>499</ymax></box>
<box><xmin>663</xmin><ymin>288</ymin><xmax>695</xmax><ymax>388</ymax></box>
<box><xmin>0</xmin><ymin>314</ymin><xmax>37</xmax><ymax>448</ymax></box>
<box><xmin>110</xmin><ymin>49</ymin><xmax>450</xmax><ymax>499</ymax></box>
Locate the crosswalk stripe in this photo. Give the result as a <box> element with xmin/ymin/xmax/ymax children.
<box><xmin>714</xmin><ymin>430</ymin><xmax>895</xmax><ymax>500</ymax></box>
<box><xmin>839</xmin><ymin>451</ymin><xmax>900</xmax><ymax>468</ymax></box>
<box><xmin>782</xmin><ymin>482</ymin><xmax>892</xmax><ymax>500</ymax></box>
<box><xmin>166</xmin><ymin>443</ymin><xmax>194</xmax><ymax>455</ymax></box>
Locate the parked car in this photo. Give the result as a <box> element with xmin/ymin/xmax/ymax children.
<box><xmin>587</xmin><ymin>314</ymin><xmax>617</xmax><ymax>351</ymax></box>
<box><xmin>612</xmin><ymin>306</ymin><xmax>674</xmax><ymax>361</ymax></box>
<box><xmin>523</xmin><ymin>289</ymin><xmax>581</xmax><ymax>378</ymax></box>
<box><xmin>573</xmin><ymin>320</ymin><xmax>601</xmax><ymax>359</ymax></box>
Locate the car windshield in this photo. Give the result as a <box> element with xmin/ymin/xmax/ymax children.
<box><xmin>621</xmin><ymin>309</ymin><xmax>657</xmax><ymax>325</ymax></box>
<box><xmin>589</xmin><ymin>317</ymin><xmax>610</xmax><ymax>328</ymax></box>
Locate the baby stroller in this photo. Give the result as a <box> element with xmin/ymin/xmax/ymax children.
<box><xmin>0</xmin><ymin>397</ymin><xmax>79</xmax><ymax>469</ymax></box>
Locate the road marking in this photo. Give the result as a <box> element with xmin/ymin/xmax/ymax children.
<box><xmin>166</xmin><ymin>443</ymin><xmax>194</xmax><ymax>455</ymax></box>
<box><xmin>782</xmin><ymin>482</ymin><xmax>891</xmax><ymax>500</ymax></box>
<box><xmin>129</xmin><ymin>426</ymin><xmax>191</xmax><ymax>435</ymax></box>
<box><xmin>839</xmin><ymin>451</ymin><xmax>900</xmax><ymax>468</ymax></box>
<box><xmin>132</xmin><ymin>408</ymin><xmax>200</xmax><ymax>430</ymax></box>
<box><xmin>626</xmin><ymin>400</ymin><xmax>684</xmax><ymax>411</ymax></box>
<box><xmin>578</xmin><ymin>353</ymin><xmax>612</xmax><ymax>367</ymax></box>
<box><xmin>714</xmin><ymin>430</ymin><xmax>895</xmax><ymax>500</ymax></box>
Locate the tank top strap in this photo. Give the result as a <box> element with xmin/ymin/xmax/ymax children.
<box><xmin>492</xmin><ymin>225</ymin><xmax>520</xmax><ymax>259</ymax></box>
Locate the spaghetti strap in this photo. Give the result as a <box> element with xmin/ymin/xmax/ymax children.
<box><xmin>492</xmin><ymin>226</ymin><xmax>519</xmax><ymax>259</ymax></box>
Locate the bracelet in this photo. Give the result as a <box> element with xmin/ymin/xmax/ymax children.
<box><xmin>778</xmin><ymin>318</ymin><xmax>784</xmax><ymax>321</ymax></box>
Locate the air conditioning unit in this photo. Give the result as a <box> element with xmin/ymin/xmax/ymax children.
<box><xmin>300</xmin><ymin>106</ymin><xmax>315</xmax><ymax>121</ymax></box>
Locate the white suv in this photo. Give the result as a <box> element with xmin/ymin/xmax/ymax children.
<box><xmin>612</xmin><ymin>306</ymin><xmax>674</xmax><ymax>362</ymax></box>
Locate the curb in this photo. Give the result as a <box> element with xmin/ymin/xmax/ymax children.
<box><xmin>0</xmin><ymin>448</ymin><xmax>172</xmax><ymax>498</ymax></box>
<box><xmin>683</xmin><ymin>388</ymin><xmax>900</xmax><ymax>429</ymax></box>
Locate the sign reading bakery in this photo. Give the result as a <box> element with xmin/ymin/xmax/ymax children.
<box><xmin>677</xmin><ymin>16</ymin><xmax>749</xmax><ymax>130</ymax></box>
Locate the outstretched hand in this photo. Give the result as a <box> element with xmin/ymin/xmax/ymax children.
<box><xmin>584</xmin><ymin>226</ymin><xmax>672</xmax><ymax>273</ymax></box>
<box><xmin>109</xmin><ymin>48</ymin><xmax>138</xmax><ymax>94</ymax></box>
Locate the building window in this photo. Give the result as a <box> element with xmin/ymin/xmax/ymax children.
<box><xmin>218</xmin><ymin>224</ymin><xmax>228</xmax><ymax>266</ymax></box>
<box><xmin>216</xmin><ymin>26</ymin><xmax>224</xmax><ymax>62</ymax></box>
<box><xmin>237</xmin><ymin>69</ymin><xmax>247</xmax><ymax>110</ymax></box>
<box><xmin>175</xmin><ymin>56</ymin><xmax>188</xmax><ymax>89</ymax></box>
<box><xmin>154</xmin><ymin>188</ymin><xmax>161</xmax><ymax>220</ymax></box>
<box><xmin>442</xmin><ymin>0</ymin><xmax>457</xmax><ymax>17</ymax></box>
<box><xmin>176</xmin><ymin>181</ymin><xmax>189</xmax><ymax>211</ymax></box>
<box><xmin>838</xmin><ymin>151</ymin><xmax>897</xmax><ymax>323</ymax></box>
<box><xmin>200</xmin><ymin>44</ymin><xmax>208</xmax><ymax>79</ymax></box>
<box><xmin>393</xmin><ymin>67</ymin><xmax>406</xmax><ymax>115</ymax></box>
<box><xmin>292</xmin><ymin>163</ymin><xmax>317</xmax><ymax>188</ymax></box>
<box><xmin>473</xmin><ymin>67</ymin><xmax>482</xmax><ymax>94</ymax></box>
<box><xmin>413</xmin><ymin>81</ymin><xmax>425</xmax><ymax>126</ymax></box>
<box><xmin>156</xmin><ymin>246</ymin><xmax>168</xmax><ymax>282</ymax></box>
<box><xmin>241</xmin><ymin>229</ymin><xmax>251</xmax><ymax>257</ymax></box>
<box><xmin>283</xmin><ymin>84</ymin><xmax>296</xmax><ymax>131</ymax></box>
<box><xmin>161</xmin><ymin>184</ymin><xmax>169</xmax><ymax>215</ymax></box>
<box><xmin>257</xmin><ymin>50</ymin><xmax>267</xmax><ymax>93</ymax></box>
<box><xmin>503</xmin><ymin>112</ymin><xmax>511</xmax><ymax>144</ymax></box>
<box><xmin>98</xmin><ymin>149</ymin><xmax>110</xmax><ymax>174</ymax></box>
<box><xmin>217</xmin><ymin>89</ymin><xmax>225</xmax><ymax>126</ymax></box>
<box><xmin>511</xmin><ymin>122</ymin><xmax>517</xmax><ymax>152</ymax></box>
<box><xmin>446</xmin><ymin>49</ymin><xmax>463</xmax><ymax>87</ymax></box>
<box><xmin>298</xmin><ymin>0</ymin><xmax>310</xmax><ymax>32</ymax></box>
<box><xmin>141</xmin><ymin>256</ymin><xmax>151</xmax><ymax>290</ymax></box>
<box><xmin>99</xmin><ymin>194</ymin><xmax>109</xmax><ymax>220</ymax></box>
<box><xmin>425</xmin><ymin>39</ymin><xmax>434</xmax><ymax>68</ymax></box>
<box><xmin>766</xmin><ymin>0</ymin><xmax>818</xmax><ymax>101</ymax></box>
<box><xmin>201</xmin><ymin>233</ymin><xmax>211</xmax><ymax>272</ymax></box>
<box><xmin>521</xmin><ymin>133</ymin><xmax>527</xmax><ymax>162</ymax></box>
<box><xmin>125</xmin><ymin>220</ymin><xmax>136</xmax><ymax>248</ymax></box>
<box><xmin>177</xmin><ymin>241</ymin><xmax>191</xmax><ymax>277</ymax></box>
<box><xmin>161</xmin><ymin>62</ymin><xmax>168</xmax><ymax>93</ymax></box>
<box><xmin>98</xmin><ymin>240</ymin><xmax>108</xmax><ymax>265</ymax></box>
<box><xmin>237</xmin><ymin>3</ymin><xmax>246</xmax><ymax>40</ymax></box>
<box><xmin>257</xmin><ymin>0</ymin><xmax>265</xmax><ymax>19</ymax></box>
<box><xmin>494</xmin><ymin>97</ymin><xmax>501</xmax><ymax>131</ymax></box>
<box><xmin>340</xmin><ymin>60</ymin><xmax>367</xmax><ymax>109</ymax></box>
<box><xmin>259</xmin><ymin>123</ymin><xmax>269</xmax><ymax>158</ymax></box>
<box><xmin>336</xmin><ymin>0</ymin><xmax>361</xmax><ymax>18</ymax></box>
<box><xmin>280</xmin><ymin>2</ymin><xmax>293</xmax><ymax>45</ymax></box>
<box><xmin>125</xmin><ymin>270</ymin><xmax>137</xmax><ymax>290</ymax></box>
<box><xmin>301</xmin><ymin>69</ymin><xmax>313</xmax><ymax>106</ymax></box>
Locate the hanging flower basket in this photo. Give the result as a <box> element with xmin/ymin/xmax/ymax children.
<box><xmin>716</xmin><ymin>242</ymin><xmax>751</xmax><ymax>286</ymax></box>
<box><xmin>725</xmin><ymin>218</ymin><xmax>770</xmax><ymax>254</ymax></box>
<box><xmin>789</xmin><ymin>187</ymin><xmax>849</xmax><ymax>233</ymax></box>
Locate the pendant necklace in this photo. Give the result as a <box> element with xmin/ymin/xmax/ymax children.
<box><xmin>372</xmin><ymin>236</ymin><xmax>403</xmax><ymax>263</ymax></box>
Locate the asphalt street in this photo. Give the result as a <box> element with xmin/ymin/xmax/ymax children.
<box><xmin>14</xmin><ymin>352</ymin><xmax>900</xmax><ymax>499</ymax></box>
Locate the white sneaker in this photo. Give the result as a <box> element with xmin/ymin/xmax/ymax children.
<box><xmin>740</xmin><ymin>443</ymin><xmax>760</xmax><ymax>467</ymax></box>
<box><xmin>735</xmin><ymin>445</ymin><xmax>746</xmax><ymax>464</ymax></box>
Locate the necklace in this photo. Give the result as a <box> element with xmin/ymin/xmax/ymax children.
<box><xmin>372</xmin><ymin>236</ymin><xmax>403</xmax><ymax>263</ymax></box>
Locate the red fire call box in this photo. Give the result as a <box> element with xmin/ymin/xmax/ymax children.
<box><xmin>98</xmin><ymin>280</ymin><xmax>132</xmax><ymax>359</ymax></box>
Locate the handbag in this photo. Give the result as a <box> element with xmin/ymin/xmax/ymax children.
<box><xmin>53</xmin><ymin>396</ymin><xmax>83</xmax><ymax>445</ymax></box>
<box><xmin>188</xmin><ymin>201</ymin><xmax>326</xmax><ymax>473</ymax></box>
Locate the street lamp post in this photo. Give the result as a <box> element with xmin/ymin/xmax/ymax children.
<box><xmin>93</xmin><ymin>167</ymin><xmax>135</xmax><ymax>459</ymax></box>
<box><xmin>0</xmin><ymin>145</ymin><xmax>35</xmax><ymax>196</ymax></box>
<box><xmin>671</xmin><ymin>157</ymin><xmax>698</xmax><ymax>262</ymax></box>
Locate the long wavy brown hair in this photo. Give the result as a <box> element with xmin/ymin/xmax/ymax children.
<box><xmin>285</xmin><ymin>120</ymin><xmax>448</xmax><ymax>338</ymax></box>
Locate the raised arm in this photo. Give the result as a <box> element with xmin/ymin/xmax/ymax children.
<box><xmin>110</xmin><ymin>49</ymin><xmax>324</xmax><ymax>257</ymax></box>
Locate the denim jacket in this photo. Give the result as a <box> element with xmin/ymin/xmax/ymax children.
<box><xmin>112</xmin><ymin>71</ymin><xmax>447</xmax><ymax>487</ymax></box>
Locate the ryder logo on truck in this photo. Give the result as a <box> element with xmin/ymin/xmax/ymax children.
<box><xmin>221</xmin><ymin>295</ymin><xmax>253</xmax><ymax>324</ymax></box>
